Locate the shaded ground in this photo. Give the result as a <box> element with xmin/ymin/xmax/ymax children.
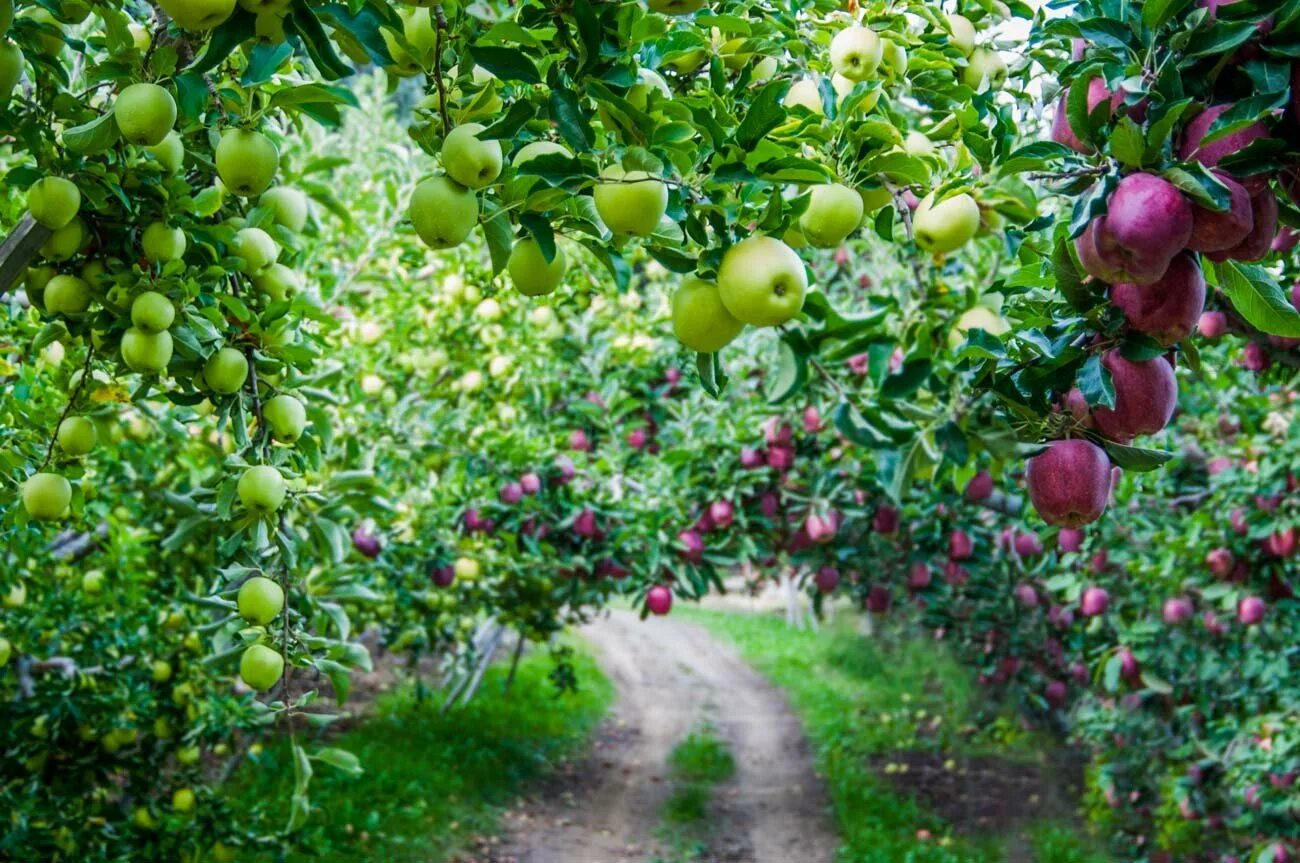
<box><xmin>458</xmin><ymin>609</ymin><xmax>838</xmax><ymax>863</ymax></box>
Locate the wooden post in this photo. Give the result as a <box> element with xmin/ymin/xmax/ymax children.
<box><xmin>0</xmin><ymin>215</ymin><xmax>53</xmax><ymax>299</ymax></box>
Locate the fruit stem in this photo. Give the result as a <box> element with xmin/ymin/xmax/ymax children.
<box><xmin>39</xmin><ymin>344</ymin><xmax>95</xmax><ymax>471</ymax></box>
<box><xmin>433</xmin><ymin>5</ymin><xmax>450</xmax><ymax>137</ymax></box>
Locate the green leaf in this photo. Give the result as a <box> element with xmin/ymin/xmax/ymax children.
<box><xmin>549</xmin><ymin>87</ymin><xmax>593</xmax><ymax>152</ymax></box>
<box><xmin>1078</xmin><ymin>353</ymin><xmax>1115</xmax><ymax>409</ymax></box>
<box><xmin>734</xmin><ymin>79</ymin><xmax>791</xmax><ymax>150</ymax></box>
<box><xmin>696</xmin><ymin>351</ymin><xmax>728</xmax><ymax>398</ymax></box>
<box><xmin>1103</xmin><ymin>440</ymin><xmax>1174</xmax><ymax>471</ymax></box>
<box><xmin>285</xmin><ymin>4</ymin><xmax>353</xmax><ymax>80</ymax></box>
<box><xmin>1142</xmin><ymin>0</ymin><xmax>1192</xmax><ymax>30</ymax></box>
<box><xmin>62</xmin><ymin>111</ymin><xmax>119</xmax><ymax>153</ymax></box>
<box><xmin>1053</xmin><ymin>231</ymin><xmax>1094</xmax><ymax>311</ymax></box>
<box><xmin>1163</xmin><ymin>164</ymin><xmax>1232</xmax><ymax>211</ymax></box>
<box><xmin>243</xmin><ymin>41</ymin><xmax>293</xmax><ymax>86</ymax></box>
<box><xmin>832</xmin><ymin>401</ymin><xmax>894</xmax><ymax>449</ymax></box>
<box><xmin>311</xmin><ymin>746</ymin><xmax>363</xmax><ymax>776</ymax></box>
<box><xmin>766</xmin><ymin>339</ymin><xmax>808</xmax><ymax>405</ymax></box>
<box><xmin>1108</xmin><ymin>117</ymin><xmax>1146</xmax><ymax>169</ymax></box>
<box><xmin>471</xmin><ymin>45</ymin><xmax>541</xmax><ymax>84</ymax></box>
<box><xmin>480</xmin><ymin>200</ymin><xmax>513</xmax><ymax>275</ymax></box>
<box><xmin>188</xmin><ymin>9</ymin><xmax>257</xmax><ymax>74</ymax></box>
<box><xmin>1216</xmin><ymin>261</ymin><xmax>1300</xmax><ymax>337</ymax></box>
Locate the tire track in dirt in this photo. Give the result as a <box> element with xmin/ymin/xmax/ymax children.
<box><xmin>481</xmin><ymin>609</ymin><xmax>838</xmax><ymax>863</ymax></box>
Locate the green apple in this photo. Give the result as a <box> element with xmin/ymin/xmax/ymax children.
<box><xmin>663</xmin><ymin>46</ymin><xmax>707</xmax><ymax>75</ymax></box>
<box><xmin>784</xmin><ymin>77</ymin><xmax>824</xmax><ymax>115</ymax></box>
<box><xmin>671</xmin><ymin>276</ymin><xmax>744</xmax><ymax>352</ymax></box>
<box><xmin>441</xmin><ymin>123</ymin><xmax>503</xmax><ymax>190</ymax></box>
<box><xmin>949</xmin><ymin>305</ymin><xmax>1010</xmax><ymax>348</ymax></box>
<box><xmin>717</xmin><ymin>236</ymin><xmax>808</xmax><ymax>327</ymax></box>
<box><xmin>0</xmin><ymin>39</ymin><xmax>22</xmax><ymax>107</ymax></box>
<box><xmin>237</xmin><ymin>0</ymin><xmax>290</xmax><ymax>13</ymax></box>
<box><xmin>238</xmin><ymin>465</ymin><xmax>286</xmax><ymax>514</ymax></box>
<box><xmin>263</xmin><ymin>394</ymin><xmax>306</xmax><ymax>442</ymax></box>
<box><xmin>447</xmin><ymin>65</ymin><xmax>503</xmax><ymax>122</ymax></box>
<box><xmin>913</xmin><ymin>191</ymin><xmax>981</xmax><ymax>254</ymax></box>
<box><xmin>131</xmin><ymin>291</ymin><xmax>175</xmax><ymax>333</ymax></box>
<box><xmin>57</xmin><ymin>416</ymin><xmax>97</xmax><ymax>455</ymax></box>
<box><xmin>22</xmin><ymin>472</ymin><xmax>71</xmax><ymax>521</ymax></box>
<box><xmin>259</xmin><ymin>186</ymin><xmax>308</xmax><ymax>232</ymax></box>
<box><xmin>962</xmin><ymin>47</ymin><xmax>1006</xmax><ymax>90</ymax></box>
<box><xmin>82</xmin><ymin>570</ymin><xmax>104</xmax><ymax>593</ymax></box>
<box><xmin>239</xmin><ymin>644</ymin><xmax>284</xmax><ymax>691</ymax></box>
<box><xmin>880</xmin><ymin>38</ymin><xmax>908</xmax><ymax>81</ymax></box>
<box><xmin>593</xmin><ymin>166</ymin><xmax>668</xmax><ymax>236</ymax></box>
<box><xmin>24</xmin><ymin>264</ymin><xmax>55</xmax><ymax>307</ymax></box>
<box><xmin>799</xmin><ymin>183</ymin><xmax>864</xmax><ymax>248</ymax></box>
<box><xmin>751</xmin><ymin>56</ymin><xmax>779</xmax><ymax>82</ymax></box>
<box><xmin>830</xmin><ymin>25</ymin><xmax>882</xmax><ymax>81</ymax></box>
<box><xmin>453</xmin><ymin>556</ymin><xmax>481</xmax><ymax>582</ymax></box>
<box><xmin>151</xmin><ymin>660</ymin><xmax>172</xmax><ymax>682</ymax></box>
<box><xmin>831</xmin><ymin>74</ymin><xmax>880</xmax><ymax>114</ymax></box>
<box><xmin>172</xmin><ymin>788</ymin><xmax>196</xmax><ymax>814</ymax></box>
<box><xmin>128</xmin><ymin>22</ymin><xmax>151</xmax><ymax>51</ymax></box>
<box><xmin>513</xmin><ymin>140</ymin><xmax>570</xmax><ymax>168</ymax></box>
<box><xmin>233</xmin><ymin>227</ymin><xmax>278</xmax><ymax>274</ymax></box>
<box><xmin>946</xmin><ymin>14</ymin><xmax>976</xmax><ymax>56</ymax></box>
<box><xmin>156</xmin><ymin>0</ymin><xmax>236</xmax><ymax>30</ymax></box>
<box><xmin>114</xmin><ymin>83</ymin><xmax>176</xmax><ymax>146</ymax></box>
<box><xmin>43</xmin><ymin>275</ymin><xmax>91</xmax><ymax>316</ymax></box>
<box><xmin>203</xmin><ymin>347</ymin><xmax>248</xmax><ymax>394</ymax></box>
<box><xmin>216</xmin><ymin>128</ymin><xmax>279</xmax><ymax>196</ymax></box>
<box><xmin>142</xmin><ymin>221</ymin><xmax>186</xmax><ymax>262</ymax></box>
<box><xmin>508</xmin><ymin>238</ymin><xmax>567</xmax><ymax>297</ymax></box>
<box><xmin>51</xmin><ymin>0</ymin><xmax>89</xmax><ymax>24</ymax></box>
<box><xmin>3</xmin><ymin>581</ymin><xmax>25</xmax><ymax>607</ymax></box>
<box><xmin>0</xmin><ymin>637</ymin><xmax>11</xmax><ymax>668</ymax></box>
<box><xmin>858</xmin><ymin>185</ymin><xmax>893</xmax><ymax>216</ymax></box>
<box><xmin>18</xmin><ymin>8</ymin><xmax>62</xmax><ymax>54</ymax></box>
<box><xmin>251</xmin><ymin>262</ymin><xmax>301</xmax><ymax>302</ymax></box>
<box><xmin>409</xmin><ymin>176</ymin><xmax>478</xmax><ymax>249</ymax></box>
<box><xmin>904</xmin><ymin>130</ymin><xmax>935</xmax><ymax>156</ymax></box>
<box><xmin>121</xmin><ymin>327</ymin><xmax>173</xmax><ymax>373</ymax></box>
<box><xmin>144</xmin><ymin>131</ymin><xmax>185</xmax><ymax>173</ymax></box>
<box><xmin>647</xmin><ymin>0</ymin><xmax>705</xmax><ymax>13</ymax></box>
<box><xmin>719</xmin><ymin>37</ymin><xmax>752</xmax><ymax>72</ymax></box>
<box><xmin>27</xmin><ymin>177</ymin><xmax>80</xmax><ymax>229</ymax></box>
<box><xmin>237</xmin><ymin>575</ymin><xmax>284</xmax><ymax>624</ymax></box>
<box><xmin>41</xmin><ymin>219</ymin><xmax>84</xmax><ymax>261</ymax></box>
<box><xmin>627</xmin><ymin>68</ymin><xmax>671</xmax><ymax>110</ymax></box>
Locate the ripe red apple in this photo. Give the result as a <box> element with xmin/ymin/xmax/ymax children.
<box><xmin>805</xmin><ymin>512</ymin><xmax>838</xmax><ymax>543</ymax></box>
<box><xmin>1092</xmin><ymin>351</ymin><xmax>1178</xmax><ymax>441</ymax></box>
<box><xmin>766</xmin><ymin>445</ymin><xmax>795</xmax><ymax>471</ymax></box>
<box><xmin>1080</xmin><ymin>586</ymin><xmax>1109</xmax><ymax>617</ymax></box>
<box><xmin>1045</xmin><ymin>680</ymin><xmax>1068</xmax><ymax>709</ymax></box>
<box><xmin>1237</xmin><ymin>596</ymin><xmax>1266</xmax><ymax>625</ymax></box>
<box><xmin>708</xmin><ymin>500</ymin><xmax>734</xmax><ymax>530</ymax></box>
<box><xmin>802</xmin><ymin>406</ymin><xmax>822</xmax><ymax>433</ymax></box>
<box><xmin>814</xmin><ymin>566</ymin><xmax>840</xmax><ymax>593</ymax></box>
<box><xmin>569</xmin><ymin>429</ymin><xmax>592</xmax><ymax>452</ymax></box>
<box><xmin>431</xmin><ymin>565</ymin><xmax>455</xmax><ymax>587</ymax></box>
<box><xmin>351</xmin><ymin>526</ymin><xmax>381</xmax><ymax>559</ymax></box>
<box><xmin>1059</xmin><ymin>528</ymin><xmax>1084</xmax><ymax>552</ymax></box>
<box><xmin>873</xmin><ymin>505</ymin><xmax>899</xmax><ymax>534</ymax></box>
<box><xmin>626</xmin><ymin>428</ymin><xmax>648</xmax><ymax>449</ymax></box>
<box><xmin>1198</xmin><ymin>311</ymin><xmax>1229</xmax><ymax>339</ymax></box>
<box><xmin>677</xmin><ymin>529</ymin><xmax>704</xmax><ymax>563</ymax></box>
<box><xmin>739</xmin><ymin>447</ymin><xmax>764</xmax><ymax>469</ymax></box>
<box><xmin>573</xmin><ymin>508</ymin><xmax>599</xmax><ymax>540</ymax></box>
<box><xmin>1109</xmin><ymin>253</ymin><xmax>1206</xmax><ymax>346</ymax></box>
<box><xmin>646</xmin><ymin>585</ymin><xmax>673</xmax><ymax>616</ymax></box>
<box><xmin>943</xmin><ymin>561</ymin><xmax>968</xmax><ymax>585</ymax></box>
<box><xmin>948</xmin><ymin>529</ymin><xmax>974</xmax><ymax>560</ymax></box>
<box><xmin>1178</xmin><ymin>104</ymin><xmax>1269</xmax><ymax>185</ymax></box>
<box><xmin>499</xmin><ymin>482</ymin><xmax>523</xmax><ymax>504</ymax></box>
<box><xmin>1207</xmin><ymin>188</ymin><xmax>1278</xmax><ymax>263</ymax></box>
<box><xmin>1026</xmin><ymin>439</ymin><xmax>1112</xmax><ymax>527</ymax></box>
<box><xmin>865</xmin><ymin>584</ymin><xmax>892</xmax><ymax>613</ymax></box>
<box><xmin>1014</xmin><ymin>583</ymin><xmax>1039</xmax><ymax>607</ymax></box>
<box><xmin>1243</xmin><ymin>341</ymin><xmax>1271</xmax><ymax>372</ymax></box>
<box><xmin>1049</xmin><ymin>78</ymin><xmax>1112</xmax><ymax>154</ymax></box>
<box><xmin>1188</xmin><ymin>171</ymin><xmax>1253</xmax><ymax>253</ymax></box>
<box><xmin>907</xmin><ymin>562</ymin><xmax>932</xmax><ymax>589</ymax></box>
<box><xmin>1273</xmin><ymin>226</ymin><xmax>1300</xmax><ymax>253</ymax></box>
<box><xmin>964</xmin><ymin>471</ymin><xmax>994</xmax><ymax>502</ymax></box>
<box><xmin>1015</xmin><ymin>531</ymin><xmax>1044</xmax><ymax>557</ymax></box>
<box><xmin>1162</xmin><ymin>597</ymin><xmax>1194</xmax><ymax>624</ymax></box>
<box><xmin>520</xmin><ymin>473</ymin><xmax>541</xmax><ymax>495</ymax></box>
<box><xmin>1049</xmin><ymin>604</ymin><xmax>1075</xmax><ymax>628</ymax></box>
<box><xmin>1077</xmin><ymin>174</ymin><xmax>1192</xmax><ymax>285</ymax></box>
<box><xmin>1117</xmin><ymin>646</ymin><xmax>1140</xmax><ymax>683</ymax></box>
<box><xmin>1263</xmin><ymin>527</ymin><xmax>1297</xmax><ymax>558</ymax></box>
<box><xmin>554</xmin><ymin>455</ymin><xmax>576</xmax><ymax>484</ymax></box>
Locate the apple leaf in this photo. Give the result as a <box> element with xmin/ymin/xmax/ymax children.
<box><xmin>1103</xmin><ymin>440</ymin><xmax>1174</xmax><ymax>472</ymax></box>
<box><xmin>1052</xmin><ymin>230</ymin><xmax>1094</xmax><ymax>311</ymax></box>
<box><xmin>549</xmin><ymin>86</ymin><xmax>594</xmax><ymax>151</ymax></box>
<box><xmin>479</xmin><ymin>200</ymin><xmax>513</xmax><ymax>275</ymax></box>
<box><xmin>1162</xmin><ymin>164</ymin><xmax>1232</xmax><ymax>211</ymax></box>
<box><xmin>1108</xmin><ymin>117</ymin><xmax>1146</xmax><ymax>169</ymax></box>
<box><xmin>1077</xmin><ymin>353</ymin><xmax>1115</xmax><ymax>409</ymax></box>
<box><xmin>285</xmin><ymin>5</ymin><xmax>353</xmax><ymax>80</ymax></box>
<box><xmin>696</xmin><ymin>351</ymin><xmax>729</xmax><ymax>398</ymax></box>
<box><xmin>63</xmin><ymin>111</ymin><xmax>119</xmax><ymax>154</ymax></box>
<box><xmin>1142</xmin><ymin>0</ymin><xmax>1193</xmax><ymax>30</ymax></box>
<box><xmin>735</xmin><ymin>79</ymin><xmax>791</xmax><ymax>150</ymax></box>
<box><xmin>1216</xmin><ymin>261</ymin><xmax>1300</xmax><ymax>337</ymax></box>
<box><xmin>766</xmin><ymin>339</ymin><xmax>808</xmax><ymax>405</ymax></box>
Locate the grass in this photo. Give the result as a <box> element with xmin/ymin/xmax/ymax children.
<box><xmin>233</xmin><ymin>639</ymin><xmax>613</xmax><ymax>863</ymax></box>
<box><xmin>679</xmin><ymin>607</ymin><xmax>1112</xmax><ymax>863</ymax></box>
<box><xmin>654</xmin><ymin>723</ymin><xmax>737</xmax><ymax>862</ymax></box>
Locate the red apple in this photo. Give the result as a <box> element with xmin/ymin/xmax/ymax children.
<box><xmin>1092</xmin><ymin>351</ymin><xmax>1178</xmax><ymax>441</ymax></box>
<box><xmin>1026</xmin><ymin>439</ymin><xmax>1112</xmax><ymax>527</ymax></box>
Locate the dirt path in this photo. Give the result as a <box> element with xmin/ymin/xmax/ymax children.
<box><xmin>481</xmin><ymin>609</ymin><xmax>839</xmax><ymax>863</ymax></box>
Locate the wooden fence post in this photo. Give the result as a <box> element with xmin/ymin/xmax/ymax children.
<box><xmin>0</xmin><ymin>215</ymin><xmax>53</xmax><ymax>299</ymax></box>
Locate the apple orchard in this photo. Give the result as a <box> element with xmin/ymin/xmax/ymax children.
<box><xmin>1</xmin><ymin>0</ymin><xmax>1299</xmax><ymax>859</ymax></box>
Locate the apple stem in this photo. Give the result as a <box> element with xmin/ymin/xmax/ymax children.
<box><xmin>433</xmin><ymin>5</ymin><xmax>450</xmax><ymax>138</ymax></box>
<box><xmin>39</xmin><ymin>344</ymin><xmax>95</xmax><ymax>471</ymax></box>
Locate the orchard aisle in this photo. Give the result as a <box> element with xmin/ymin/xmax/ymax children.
<box><xmin>486</xmin><ymin>609</ymin><xmax>838</xmax><ymax>863</ymax></box>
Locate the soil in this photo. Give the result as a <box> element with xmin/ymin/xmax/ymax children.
<box><xmin>458</xmin><ymin>608</ymin><xmax>839</xmax><ymax>863</ymax></box>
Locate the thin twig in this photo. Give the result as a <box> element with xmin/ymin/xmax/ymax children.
<box><xmin>40</xmin><ymin>346</ymin><xmax>94</xmax><ymax>470</ymax></box>
<box><xmin>433</xmin><ymin>6</ymin><xmax>450</xmax><ymax>137</ymax></box>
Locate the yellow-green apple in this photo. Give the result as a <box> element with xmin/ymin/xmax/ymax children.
<box><xmin>946</xmin><ymin>13</ymin><xmax>976</xmax><ymax>56</ymax></box>
<box><xmin>131</xmin><ymin>291</ymin><xmax>175</xmax><ymax>333</ymax></box>
<box><xmin>43</xmin><ymin>275</ymin><xmax>91</xmax><ymax>315</ymax></box>
<box><xmin>239</xmin><ymin>644</ymin><xmax>283</xmax><ymax>691</ymax></box>
<box><xmin>0</xmin><ymin>39</ymin><xmax>22</xmax><ymax>107</ymax></box>
<box><xmin>27</xmin><ymin>176</ymin><xmax>80</xmax><ymax>229</ymax></box>
<box><xmin>144</xmin><ymin>131</ymin><xmax>185</xmax><ymax>172</ymax></box>
<box><xmin>233</xmin><ymin>227</ymin><xmax>278</xmax><ymax>274</ymax></box>
<box><xmin>962</xmin><ymin>47</ymin><xmax>1006</xmax><ymax>90</ymax></box>
<box><xmin>237</xmin><ymin>576</ymin><xmax>284</xmax><ymax>624</ymax></box>
<box><xmin>671</xmin><ymin>276</ymin><xmax>744</xmax><ymax>352</ymax></box>
<box><xmin>717</xmin><ymin>236</ymin><xmax>808</xmax><ymax>326</ymax></box>
<box><xmin>40</xmin><ymin>219</ymin><xmax>84</xmax><ymax>260</ymax></box>
<box><xmin>251</xmin><ymin>262</ymin><xmax>301</xmax><ymax>302</ymax></box>
<box><xmin>216</xmin><ymin>128</ymin><xmax>279</xmax><ymax>196</ymax></box>
<box><xmin>409</xmin><ymin>176</ymin><xmax>478</xmax><ymax>249</ymax></box>
<box><xmin>121</xmin><ymin>328</ymin><xmax>173</xmax><ymax>373</ymax></box>
<box><xmin>508</xmin><ymin>238</ymin><xmax>567</xmax><ymax>296</ymax></box>
<box><xmin>593</xmin><ymin>166</ymin><xmax>668</xmax><ymax>236</ymax></box>
<box><xmin>263</xmin><ymin>394</ymin><xmax>306</xmax><ymax>442</ymax></box>
<box><xmin>157</xmin><ymin>0</ymin><xmax>235</xmax><ymax>29</ymax></box>
<box><xmin>948</xmin><ymin>305</ymin><xmax>1009</xmax><ymax>348</ymax></box>
<box><xmin>142</xmin><ymin>221</ymin><xmax>186</xmax><ymax>262</ymax></box>
<box><xmin>799</xmin><ymin>183</ymin><xmax>864</xmax><ymax>248</ymax></box>
<box><xmin>880</xmin><ymin>38</ymin><xmax>908</xmax><ymax>80</ymax></box>
<box><xmin>913</xmin><ymin>191</ymin><xmax>981</xmax><ymax>254</ymax></box>
<box><xmin>904</xmin><ymin>130</ymin><xmax>934</xmax><ymax>155</ymax></box>
<box><xmin>830</xmin><ymin>25</ymin><xmax>882</xmax><ymax>81</ymax></box>
<box><xmin>57</xmin><ymin>416</ymin><xmax>96</xmax><ymax>455</ymax></box>
<box><xmin>22</xmin><ymin>472</ymin><xmax>71</xmax><ymax>520</ymax></box>
<box><xmin>259</xmin><ymin>186</ymin><xmax>309</xmax><ymax>232</ymax></box>
<box><xmin>441</xmin><ymin>123</ymin><xmax>503</xmax><ymax>190</ymax></box>
<box><xmin>203</xmin><ymin>347</ymin><xmax>249</xmax><ymax>394</ymax></box>
<box><xmin>784</xmin><ymin>77</ymin><xmax>825</xmax><ymax>114</ymax></box>
<box><xmin>114</xmin><ymin>83</ymin><xmax>176</xmax><ymax>146</ymax></box>
<box><xmin>831</xmin><ymin>74</ymin><xmax>880</xmax><ymax>113</ymax></box>
<box><xmin>238</xmin><ymin>465</ymin><xmax>286</xmax><ymax>514</ymax></box>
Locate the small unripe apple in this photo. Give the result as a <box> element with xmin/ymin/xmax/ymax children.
<box><xmin>238</xmin><ymin>465</ymin><xmax>287</xmax><ymax>514</ymax></box>
<box><xmin>144</xmin><ymin>131</ymin><xmax>185</xmax><ymax>173</ymax></box>
<box><xmin>203</xmin><ymin>347</ymin><xmax>249</xmax><ymax>394</ymax></box>
<box><xmin>453</xmin><ymin>556</ymin><xmax>481</xmax><ymax>582</ymax></box>
<box><xmin>237</xmin><ymin>575</ymin><xmax>284</xmax><ymax>624</ymax></box>
<box><xmin>593</xmin><ymin>165</ymin><xmax>668</xmax><ymax>236</ymax></box>
<box><xmin>251</xmin><ymin>262</ymin><xmax>302</xmax><ymax>302</ymax></box>
<box><xmin>409</xmin><ymin>175</ymin><xmax>478</xmax><ymax>250</ymax></box>
<box><xmin>43</xmin><ymin>274</ymin><xmax>91</xmax><ymax>316</ymax></box>
<box><xmin>263</xmin><ymin>394</ymin><xmax>306</xmax><ymax>442</ymax></box>
<box><xmin>259</xmin><ymin>186</ymin><xmax>309</xmax><ymax>232</ymax></box>
<box><xmin>131</xmin><ymin>291</ymin><xmax>175</xmax><ymax>333</ymax></box>
<box><xmin>829</xmin><ymin>25</ymin><xmax>882</xmax><ymax>82</ymax></box>
<box><xmin>441</xmin><ymin>123</ymin><xmax>503</xmax><ymax>190</ymax></box>
<box><xmin>784</xmin><ymin>77</ymin><xmax>825</xmax><ymax>115</ymax></box>
<box><xmin>57</xmin><ymin>416</ymin><xmax>97</xmax><ymax>455</ymax></box>
<box><xmin>27</xmin><ymin>176</ymin><xmax>80</xmax><ymax>229</ymax></box>
<box><xmin>962</xmin><ymin>48</ymin><xmax>1006</xmax><ymax>90</ymax></box>
<box><xmin>142</xmin><ymin>221</ymin><xmax>186</xmax><ymax>263</ymax></box>
<box><xmin>800</xmin><ymin>183</ymin><xmax>864</xmax><ymax>248</ymax></box>
<box><xmin>120</xmin><ymin>328</ymin><xmax>173</xmax><ymax>373</ymax></box>
<box><xmin>22</xmin><ymin>472</ymin><xmax>71</xmax><ymax>520</ymax></box>
<box><xmin>945</xmin><ymin>13</ymin><xmax>976</xmax><ymax>56</ymax></box>
<box><xmin>172</xmin><ymin>787</ymin><xmax>196</xmax><ymax>814</ymax></box>
<box><xmin>508</xmin><ymin>238</ymin><xmax>567</xmax><ymax>296</ymax></box>
<box><xmin>114</xmin><ymin>82</ymin><xmax>176</xmax><ymax>146</ymax></box>
<box><xmin>216</xmin><ymin>128</ymin><xmax>279</xmax><ymax>196</ymax></box>
<box><xmin>671</xmin><ymin>276</ymin><xmax>744</xmax><ymax>353</ymax></box>
<box><xmin>233</xmin><ymin>227</ymin><xmax>279</xmax><ymax>274</ymax></box>
<box><xmin>913</xmin><ymin>192</ymin><xmax>981</xmax><ymax>254</ymax></box>
<box><xmin>716</xmin><ymin>235</ymin><xmax>807</xmax><ymax>327</ymax></box>
<box><xmin>239</xmin><ymin>643</ymin><xmax>284</xmax><ymax>691</ymax></box>
<box><xmin>40</xmin><ymin>218</ymin><xmax>84</xmax><ymax>260</ymax></box>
